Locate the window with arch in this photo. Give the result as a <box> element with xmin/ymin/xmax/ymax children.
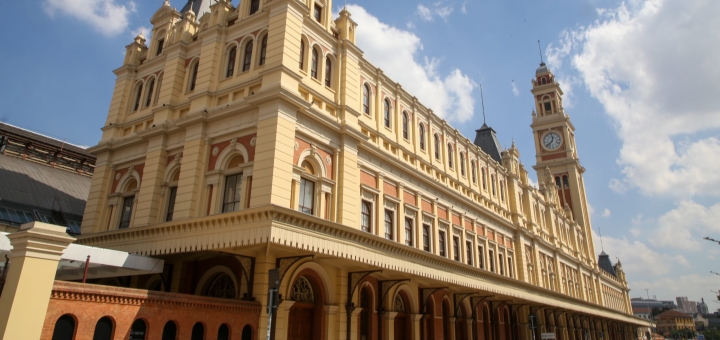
<box><xmin>298</xmin><ymin>160</ymin><xmax>315</xmax><ymax>215</ymax></box>
<box><xmin>191</xmin><ymin>322</ymin><xmax>205</xmax><ymax>340</ymax></box>
<box><xmin>130</xmin><ymin>319</ymin><xmax>147</xmax><ymax>340</ymax></box>
<box><xmin>93</xmin><ymin>316</ymin><xmax>114</xmax><ymax>340</ymax></box>
<box><xmin>419</xmin><ymin>123</ymin><xmax>426</xmax><ymax>150</ymax></box>
<box><xmin>132</xmin><ymin>82</ymin><xmax>143</xmax><ymax>112</ymax></box>
<box><xmin>156</xmin><ymin>38</ymin><xmax>165</xmax><ymax>56</ymax></box>
<box><xmin>206</xmin><ymin>273</ymin><xmax>236</xmax><ymax>299</ymax></box>
<box><xmin>384</xmin><ymin>209</ymin><xmax>393</xmax><ymax>240</ymax></box>
<box><xmin>166</xmin><ymin>186</ymin><xmax>178</xmax><ymax>222</ymax></box>
<box><xmin>241</xmin><ymin>325</ymin><xmax>253</xmax><ymax>340</ymax></box>
<box><xmin>434</xmin><ymin>134</ymin><xmax>440</xmax><ymax>160</ymax></box>
<box><xmin>299</xmin><ymin>40</ymin><xmax>305</xmax><ymax>69</ymax></box>
<box><xmin>541</xmin><ymin>95</ymin><xmax>552</xmax><ymax>114</ymax></box>
<box><xmin>290</xmin><ymin>276</ymin><xmax>315</xmax><ymax>302</ymax></box>
<box><xmin>471</xmin><ymin>161</ymin><xmax>477</xmax><ymax>183</ymax></box>
<box><xmin>362</xmin><ymin>84</ymin><xmax>370</xmax><ymax>115</ymax></box>
<box><xmin>311</xmin><ymin>47</ymin><xmax>319</xmax><ymax>79</ymax></box>
<box><xmin>402</xmin><ymin>112</ymin><xmax>409</xmax><ymax>139</ymax></box>
<box><xmin>144</xmin><ymin>79</ymin><xmax>155</xmax><ymax>108</ymax></box>
<box><xmin>243</xmin><ymin>41</ymin><xmax>253</xmax><ymax>72</ymax></box>
<box><xmin>541</xmin><ymin>77</ymin><xmax>547</xmax><ymax>85</ymax></box>
<box><xmin>491</xmin><ymin>174</ymin><xmax>496</xmax><ymax>196</ymax></box>
<box><xmin>459</xmin><ymin>152</ymin><xmax>466</xmax><ymax>176</ymax></box>
<box><xmin>226</xmin><ymin>46</ymin><xmax>237</xmax><ymax>77</ymax></box>
<box><xmin>481</xmin><ymin>168</ymin><xmax>487</xmax><ymax>190</ymax></box>
<box><xmin>259</xmin><ymin>35</ymin><xmax>268</xmax><ymax>66</ymax></box>
<box><xmin>189</xmin><ymin>60</ymin><xmax>199</xmax><ymax>92</ymax></box>
<box><xmin>404</xmin><ymin>217</ymin><xmax>413</xmax><ymax>246</ymax></box>
<box><xmin>249</xmin><ymin>0</ymin><xmax>259</xmax><ymax>15</ymax></box>
<box><xmin>447</xmin><ymin>143</ymin><xmax>454</xmax><ymax>168</ymax></box>
<box><xmin>361</xmin><ymin>200</ymin><xmax>371</xmax><ymax>232</ymax></box>
<box><xmin>162</xmin><ymin>321</ymin><xmax>177</xmax><ymax>340</ymax></box>
<box><xmin>118</xmin><ymin>178</ymin><xmax>137</xmax><ymax>229</ymax></box>
<box><xmin>359</xmin><ymin>286</ymin><xmax>372</xmax><ymax>340</ymax></box>
<box><xmin>324</xmin><ymin>56</ymin><xmax>332</xmax><ymax>87</ymax></box>
<box><xmin>51</xmin><ymin>314</ymin><xmax>76</xmax><ymax>340</ymax></box>
<box><xmin>154</xmin><ymin>73</ymin><xmax>163</xmax><ymax>105</ymax></box>
<box><xmin>383</xmin><ymin>99</ymin><xmax>391</xmax><ymax>128</ymax></box>
<box><xmin>500</xmin><ymin>180</ymin><xmax>505</xmax><ymax>202</ymax></box>
<box><xmin>222</xmin><ymin>172</ymin><xmax>243</xmax><ymax>213</ymax></box>
<box><xmin>218</xmin><ymin>324</ymin><xmax>231</xmax><ymax>340</ymax></box>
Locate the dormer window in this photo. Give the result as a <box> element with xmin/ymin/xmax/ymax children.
<box><xmin>314</xmin><ymin>4</ymin><xmax>322</xmax><ymax>22</ymax></box>
<box><xmin>541</xmin><ymin>77</ymin><xmax>547</xmax><ymax>85</ymax></box>
<box><xmin>156</xmin><ymin>39</ymin><xmax>165</xmax><ymax>56</ymax></box>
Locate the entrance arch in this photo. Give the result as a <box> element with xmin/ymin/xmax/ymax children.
<box><xmin>393</xmin><ymin>291</ymin><xmax>411</xmax><ymax>340</ymax></box>
<box><xmin>287</xmin><ymin>271</ymin><xmax>326</xmax><ymax>340</ymax></box>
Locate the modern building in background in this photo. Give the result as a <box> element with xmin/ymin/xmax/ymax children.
<box><xmin>0</xmin><ymin>0</ymin><xmax>652</xmax><ymax>339</ymax></box>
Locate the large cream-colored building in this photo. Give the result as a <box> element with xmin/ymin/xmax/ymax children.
<box><xmin>33</xmin><ymin>0</ymin><xmax>651</xmax><ymax>338</ymax></box>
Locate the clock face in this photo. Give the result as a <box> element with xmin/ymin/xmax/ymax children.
<box><xmin>542</xmin><ymin>132</ymin><xmax>562</xmax><ymax>150</ymax></box>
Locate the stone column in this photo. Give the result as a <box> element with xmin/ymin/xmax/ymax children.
<box><xmin>133</xmin><ymin>135</ymin><xmax>168</xmax><ymax>226</ymax></box>
<box><xmin>0</xmin><ymin>222</ymin><xmax>75</xmax><ymax>340</ymax></box>
<box><xmin>383</xmin><ymin>311</ymin><xmax>398</xmax><ymax>340</ymax></box>
<box><xmin>273</xmin><ymin>300</ymin><xmax>296</xmax><ymax>340</ymax></box>
<box><xmin>410</xmin><ymin>314</ymin><xmax>423</xmax><ymax>340</ymax></box>
<box><xmin>325</xmin><ymin>305</ymin><xmax>340</xmax><ymax>340</ymax></box>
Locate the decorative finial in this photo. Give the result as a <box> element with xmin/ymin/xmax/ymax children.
<box><xmin>163</xmin><ymin>0</ymin><xmax>170</xmax><ymax>6</ymax></box>
<box><xmin>538</xmin><ymin>40</ymin><xmax>544</xmax><ymax>65</ymax></box>
<box><xmin>480</xmin><ymin>83</ymin><xmax>486</xmax><ymax>125</ymax></box>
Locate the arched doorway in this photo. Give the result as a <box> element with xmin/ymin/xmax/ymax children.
<box><xmin>218</xmin><ymin>324</ymin><xmax>230</xmax><ymax>340</ymax></box>
<box><xmin>424</xmin><ymin>298</ymin><xmax>435</xmax><ymax>340</ymax></box>
<box><xmin>191</xmin><ymin>322</ymin><xmax>205</xmax><ymax>340</ymax></box>
<box><xmin>242</xmin><ymin>325</ymin><xmax>253</xmax><ymax>340</ymax></box>
<box><xmin>442</xmin><ymin>299</ymin><xmax>451</xmax><ymax>340</ymax></box>
<box><xmin>359</xmin><ymin>285</ymin><xmax>374</xmax><ymax>340</ymax></box>
<box><xmin>456</xmin><ymin>303</ymin><xmax>468</xmax><ymax>340</ymax></box>
<box><xmin>130</xmin><ymin>319</ymin><xmax>147</xmax><ymax>340</ymax></box>
<box><xmin>51</xmin><ymin>314</ymin><xmax>76</xmax><ymax>340</ymax></box>
<box><xmin>393</xmin><ymin>292</ymin><xmax>411</xmax><ymax>340</ymax></box>
<box><xmin>503</xmin><ymin>307</ymin><xmax>512</xmax><ymax>340</ymax></box>
<box><xmin>482</xmin><ymin>304</ymin><xmax>493</xmax><ymax>340</ymax></box>
<box><xmin>287</xmin><ymin>275</ymin><xmax>324</xmax><ymax>340</ymax></box>
<box><xmin>161</xmin><ymin>321</ymin><xmax>177</xmax><ymax>340</ymax></box>
<box><xmin>93</xmin><ymin>316</ymin><xmax>114</xmax><ymax>340</ymax></box>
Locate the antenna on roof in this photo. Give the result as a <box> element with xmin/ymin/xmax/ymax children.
<box><xmin>538</xmin><ymin>40</ymin><xmax>544</xmax><ymax>64</ymax></box>
<box><xmin>598</xmin><ymin>225</ymin><xmax>605</xmax><ymax>252</ymax></box>
<box><xmin>480</xmin><ymin>83</ymin><xmax>486</xmax><ymax>125</ymax></box>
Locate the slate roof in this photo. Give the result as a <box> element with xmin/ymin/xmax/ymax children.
<box><xmin>0</xmin><ymin>122</ymin><xmax>93</xmax><ymax>159</ymax></box>
<box><xmin>598</xmin><ymin>251</ymin><xmax>616</xmax><ymax>277</ymax></box>
<box><xmin>179</xmin><ymin>0</ymin><xmax>213</xmax><ymax>20</ymax></box>
<box><xmin>0</xmin><ymin>154</ymin><xmax>91</xmax><ymax>216</ymax></box>
<box><xmin>473</xmin><ymin>123</ymin><xmax>503</xmax><ymax>163</ymax></box>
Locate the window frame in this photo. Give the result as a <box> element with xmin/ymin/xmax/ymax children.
<box><xmin>226</xmin><ymin>46</ymin><xmax>237</xmax><ymax>78</ymax></box>
<box><xmin>132</xmin><ymin>82</ymin><xmax>143</xmax><ymax>112</ymax></box>
<box><xmin>419</xmin><ymin>124</ymin><xmax>426</xmax><ymax>150</ymax></box>
<box><xmin>299</xmin><ymin>40</ymin><xmax>305</xmax><ymax>70</ymax></box>
<box><xmin>313</xmin><ymin>3</ymin><xmax>322</xmax><ymax>22</ymax></box>
<box><xmin>311</xmin><ymin>47</ymin><xmax>319</xmax><ymax>79</ymax></box>
<box><xmin>324</xmin><ymin>56</ymin><xmax>332</xmax><ymax>87</ymax></box>
<box><xmin>383</xmin><ymin>99</ymin><xmax>391</xmax><ymax>129</ymax></box>
<box><xmin>361</xmin><ymin>200</ymin><xmax>372</xmax><ymax>233</ymax></box>
<box><xmin>439</xmin><ymin>230</ymin><xmax>446</xmax><ymax>257</ymax></box>
<box><xmin>156</xmin><ymin>38</ymin><xmax>165</xmax><ymax>56</ymax></box>
<box><xmin>250</xmin><ymin>0</ymin><xmax>260</xmax><ymax>15</ymax></box>
<box><xmin>447</xmin><ymin>143</ymin><xmax>454</xmax><ymax>168</ymax></box>
<box><xmin>298</xmin><ymin>177</ymin><xmax>315</xmax><ymax>215</ymax></box>
<box><xmin>402</xmin><ymin>112</ymin><xmax>409</xmax><ymax>140</ymax></box>
<box><xmin>118</xmin><ymin>195</ymin><xmax>135</xmax><ymax>229</ymax></box>
<box><xmin>384</xmin><ymin>209</ymin><xmax>394</xmax><ymax>240</ymax></box>
<box><xmin>144</xmin><ymin>79</ymin><xmax>155</xmax><ymax>108</ymax></box>
<box><xmin>243</xmin><ymin>41</ymin><xmax>253</xmax><ymax>72</ymax></box>
<box><xmin>188</xmin><ymin>60</ymin><xmax>199</xmax><ymax>92</ymax></box>
<box><xmin>422</xmin><ymin>223</ymin><xmax>431</xmax><ymax>252</ymax></box>
<box><xmin>404</xmin><ymin>217</ymin><xmax>413</xmax><ymax>247</ymax></box>
<box><xmin>222</xmin><ymin>173</ymin><xmax>244</xmax><ymax>213</ymax></box>
<box><xmin>165</xmin><ymin>186</ymin><xmax>178</xmax><ymax>222</ymax></box>
<box><xmin>452</xmin><ymin>235</ymin><xmax>460</xmax><ymax>261</ymax></box>
<box><xmin>259</xmin><ymin>35</ymin><xmax>268</xmax><ymax>66</ymax></box>
<box><xmin>362</xmin><ymin>84</ymin><xmax>371</xmax><ymax>115</ymax></box>
<box><xmin>466</xmin><ymin>240</ymin><xmax>473</xmax><ymax>265</ymax></box>
<box><xmin>459</xmin><ymin>152</ymin><xmax>465</xmax><ymax>176</ymax></box>
<box><xmin>434</xmin><ymin>134</ymin><xmax>441</xmax><ymax>160</ymax></box>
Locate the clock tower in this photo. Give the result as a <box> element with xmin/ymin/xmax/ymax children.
<box><xmin>530</xmin><ymin>62</ymin><xmax>595</xmax><ymax>256</ymax></box>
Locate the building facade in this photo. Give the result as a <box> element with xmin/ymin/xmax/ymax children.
<box><xmin>46</xmin><ymin>0</ymin><xmax>650</xmax><ymax>338</ymax></box>
<box><xmin>654</xmin><ymin>311</ymin><xmax>695</xmax><ymax>337</ymax></box>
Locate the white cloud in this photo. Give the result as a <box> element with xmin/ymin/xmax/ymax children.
<box><xmin>461</xmin><ymin>1</ymin><xmax>468</xmax><ymax>14</ymax></box>
<box><xmin>348</xmin><ymin>5</ymin><xmax>477</xmax><ymax>123</ymax></box>
<box><xmin>602</xmin><ymin>208</ymin><xmax>611</xmax><ymax>217</ymax></box>
<box><xmin>43</xmin><ymin>0</ymin><xmax>136</xmax><ymax>37</ymax></box>
<box><xmin>629</xmin><ymin>274</ymin><xmax>719</xmax><ymax>303</ymax></box>
<box><xmin>511</xmin><ymin>81</ymin><xmax>519</xmax><ymax>97</ymax></box>
<box><xmin>593</xmin><ymin>231</ymin><xmax>688</xmax><ymax>277</ymax></box>
<box><xmin>415</xmin><ymin>2</ymin><xmax>454</xmax><ymax>22</ymax></box>
<box><xmin>609</xmin><ymin>178</ymin><xmax>627</xmax><ymax>194</ymax></box>
<box><xmin>649</xmin><ymin>200</ymin><xmax>720</xmax><ymax>250</ymax></box>
<box><xmin>416</xmin><ymin>4</ymin><xmax>433</xmax><ymax>21</ymax></box>
<box><xmin>550</xmin><ymin>0</ymin><xmax>720</xmax><ymax>198</ymax></box>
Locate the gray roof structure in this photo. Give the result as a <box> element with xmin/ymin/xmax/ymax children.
<box><xmin>473</xmin><ymin>123</ymin><xmax>503</xmax><ymax>163</ymax></box>
<box><xmin>598</xmin><ymin>251</ymin><xmax>617</xmax><ymax>277</ymax></box>
<box><xmin>0</xmin><ymin>122</ymin><xmax>92</xmax><ymax>158</ymax></box>
<box><xmin>179</xmin><ymin>0</ymin><xmax>213</xmax><ymax>20</ymax></box>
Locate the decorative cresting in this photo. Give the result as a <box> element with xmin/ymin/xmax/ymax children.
<box><xmin>394</xmin><ymin>294</ymin><xmax>405</xmax><ymax>313</ymax></box>
<box><xmin>207</xmin><ymin>273</ymin><xmax>236</xmax><ymax>299</ymax></box>
<box><xmin>453</xmin><ymin>292</ymin><xmax>477</xmax><ymax>317</ymax></box>
<box><xmin>290</xmin><ymin>277</ymin><xmax>314</xmax><ymax>303</ymax></box>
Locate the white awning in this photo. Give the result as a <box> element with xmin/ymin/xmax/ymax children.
<box><xmin>0</xmin><ymin>232</ymin><xmax>164</xmax><ymax>280</ymax></box>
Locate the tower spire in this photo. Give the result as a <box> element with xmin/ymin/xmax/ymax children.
<box><xmin>538</xmin><ymin>40</ymin><xmax>544</xmax><ymax>65</ymax></box>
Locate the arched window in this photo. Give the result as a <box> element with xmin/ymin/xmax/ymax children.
<box><xmin>324</xmin><ymin>56</ymin><xmax>332</xmax><ymax>87</ymax></box>
<box><xmin>298</xmin><ymin>160</ymin><xmax>315</xmax><ymax>215</ymax></box>
<box><xmin>419</xmin><ymin>123</ymin><xmax>425</xmax><ymax>150</ymax></box>
<box><xmin>241</xmin><ymin>325</ymin><xmax>253</xmax><ymax>340</ymax></box>
<box><xmin>434</xmin><ymin>134</ymin><xmax>440</xmax><ymax>160</ymax></box>
<box><xmin>481</xmin><ymin>168</ymin><xmax>487</xmax><ymax>190</ymax></box>
<box><xmin>51</xmin><ymin>314</ymin><xmax>75</xmax><ymax>340</ymax></box>
<box><xmin>162</xmin><ymin>321</ymin><xmax>178</xmax><ymax>340</ymax></box>
<box><xmin>189</xmin><ymin>60</ymin><xmax>199</xmax><ymax>91</ymax></box>
<box><xmin>383</xmin><ymin>99</ymin><xmax>391</xmax><ymax>128</ymax></box>
<box><xmin>249</xmin><ymin>0</ymin><xmax>260</xmax><ymax>15</ymax></box>
<box><xmin>471</xmin><ymin>161</ymin><xmax>477</xmax><ymax>183</ymax></box>
<box><xmin>154</xmin><ymin>73</ymin><xmax>163</xmax><ymax>105</ymax></box>
<box><xmin>402</xmin><ymin>112</ymin><xmax>409</xmax><ymax>139</ymax></box>
<box><xmin>299</xmin><ymin>40</ymin><xmax>305</xmax><ymax>69</ymax></box>
<box><xmin>133</xmin><ymin>82</ymin><xmax>143</xmax><ymax>111</ymax></box>
<box><xmin>144</xmin><ymin>79</ymin><xmax>155</xmax><ymax>108</ymax></box>
<box><xmin>191</xmin><ymin>322</ymin><xmax>205</xmax><ymax>340</ymax></box>
<box><xmin>460</xmin><ymin>152</ymin><xmax>466</xmax><ymax>176</ymax></box>
<box><xmin>442</xmin><ymin>299</ymin><xmax>451</xmax><ymax>340</ymax></box>
<box><xmin>259</xmin><ymin>35</ymin><xmax>268</xmax><ymax>66</ymax></box>
<box><xmin>491</xmin><ymin>174</ymin><xmax>496</xmax><ymax>196</ymax></box>
<box><xmin>218</xmin><ymin>324</ymin><xmax>230</xmax><ymax>340</ymax></box>
<box><xmin>243</xmin><ymin>41</ymin><xmax>253</xmax><ymax>72</ymax></box>
<box><xmin>206</xmin><ymin>273</ymin><xmax>237</xmax><ymax>299</ymax></box>
<box><xmin>500</xmin><ymin>180</ymin><xmax>505</xmax><ymax>202</ymax></box>
<box><xmin>130</xmin><ymin>319</ymin><xmax>147</xmax><ymax>340</ymax></box>
<box><xmin>290</xmin><ymin>276</ymin><xmax>315</xmax><ymax>302</ymax></box>
<box><xmin>311</xmin><ymin>48</ymin><xmax>319</xmax><ymax>78</ymax></box>
<box><xmin>541</xmin><ymin>95</ymin><xmax>552</xmax><ymax>114</ymax></box>
<box><xmin>361</xmin><ymin>200</ymin><xmax>371</xmax><ymax>232</ymax></box>
<box><xmin>362</xmin><ymin>84</ymin><xmax>370</xmax><ymax>115</ymax></box>
<box><xmin>541</xmin><ymin>77</ymin><xmax>547</xmax><ymax>85</ymax></box>
<box><xmin>359</xmin><ymin>286</ymin><xmax>373</xmax><ymax>340</ymax></box>
<box><xmin>447</xmin><ymin>143</ymin><xmax>454</xmax><ymax>168</ymax></box>
<box><xmin>226</xmin><ymin>46</ymin><xmax>237</xmax><ymax>77</ymax></box>
<box><xmin>93</xmin><ymin>316</ymin><xmax>114</xmax><ymax>340</ymax></box>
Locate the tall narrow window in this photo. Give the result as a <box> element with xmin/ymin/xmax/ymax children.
<box><xmin>489</xmin><ymin>249</ymin><xmax>495</xmax><ymax>272</ymax></box>
<box><xmin>243</xmin><ymin>41</ymin><xmax>253</xmax><ymax>71</ymax></box>
<box><xmin>227</xmin><ymin>47</ymin><xmax>237</xmax><ymax>77</ymax></box>
<box><xmin>402</xmin><ymin>112</ymin><xmax>409</xmax><ymax>139</ymax></box>
<box><xmin>508</xmin><ymin>256</ymin><xmax>514</xmax><ymax>278</ymax></box>
<box><xmin>324</xmin><ymin>57</ymin><xmax>332</xmax><ymax>87</ymax></box>
<box><xmin>384</xmin><ymin>209</ymin><xmax>394</xmax><ymax>240</ymax></box>
<box><xmin>471</xmin><ymin>161</ymin><xmax>477</xmax><ymax>183</ymax></box>
<box><xmin>422</xmin><ymin>224</ymin><xmax>431</xmax><ymax>251</ymax></box>
<box><xmin>439</xmin><ymin>230</ymin><xmax>446</xmax><ymax>257</ymax></box>
<box><xmin>460</xmin><ymin>152</ymin><xmax>465</xmax><ymax>176</ymax></box>
<box><xmin>405</xmin><ymin>218</ymin><xmax>413</xmax><ymax>246</ymax></box>
<box><xmin>93</xmin><ymin>316</ymin><xmax>114</xmax><ymax>340</ymax></box>
<box><xmin>166</xmin><ymin>186</ymin><xmax>177</xmax><ymax>222</ymax></box>
<box><xmin>500</xmin><ymin>181</ymin><xmax>505</xmax><ymax>202</ymax></box>
<box><xmin>222</xmin><ymin>173</ymin><xmax>243</xmax><ymax>213</ymax></box>
<box><xmin>130</xmin><ymin>319</ymin><xmax>147</xmax><ymax>340</ymax></box>
<box><xmin>311</xmin><ymin>48</ymin><xmax>318</xmax><ymax>78</ymax></box>
<box><xmin>478</xmin><ymin>245</ymin><xmax>485</xmax><ymax>269</ymax></box>
<box><xmin>466</xmin><ymin>241</ymin><xmax>473</xmax><ymax>265</ymax></box>
<box><xmin>383</xmin><ymin>99</ymin><xmax>392</xmax><ymax>128</ymax></box>
<box><xmin>133</xmin><ymin>83</ymin><xmax>143</xmax><ymax>111</ymax></box>
<box><xmin>491</xmin><ymin>175</ymin><xmax>496</xmax><ymax>196</ymax></box>
<box><xmin>361</xmin><ymin>200</ymin><xmax>372</xmax><ymax>232</ymax></box>
<box><xmin>299</xmin><ymin>178</ymin><xmax>315</xmax><ymax>214</ymax></box>
<box><xmin>499</xmin><ymin>253</ymin><xmax>505</xmax><ymax>275</ymax></box>
<box><xmin>259</xmin><ymin>35</ymin><xmax>268</xmax><ymax>66</ymax></box>
<box><xmin>145</xmin><ymin>79</ymin><xmax>155</xmax><ymax>108</ymax></box>
<box><xmin>250</xmin><ymin>0</ymin><xmax>260</xmax><ymax>14</ymax></box>
<box><xmin>299</xmin><ymin>40</ymin><xmax>305</xmax><ymax>69</ymax></box>
<box><xmin>434</xmin><ymin>134</ymin><xmax>440</xmax><ymax>160</ymax></box>
<box><xmin>452</xmin><ymin>236</ymin><xmax>460</xmax><ymax>261</ymax></box>
<box><xmin>362</xmin><ymin>84</ymin><xmax>370</xmax><ymax>114</ymax></box>
<box><xmin>482</xmin><ymin>168</ymin><xmax>487</xmax><ymax>189</ymax></box>
<box><xmin>447</xmin><ymin>144</ymin><xmax>454</xmax><ymax>168</ymax></box>
<box><xmin>119</xmin><ymin>196</ymin><xmax>134</xmax><ymax>229</ymax></box>
<box><xmin>419</xmin><ymin>124</ymin><xmax>426</xmax><ymax>150</ymax></box>
<box><xmin>313</xmin><ymin>4</ymin><xmax>322</xmax><ymax>22</ymax></box>
<box><xmin>156</xmin><ymin>39</ymin><xmax>165</xmax><ymax>56</ymax></box>
<box><xmin>189</xmin><ymin>61</ymin><xmax>199</xmax><ymax>91</ymax></box>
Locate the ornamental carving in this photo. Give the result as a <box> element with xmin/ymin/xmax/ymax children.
<box><xmin>326</xmin><ymin>156</ymin><xmax>332</xmax><ymax>165</ymax></box>
<box><xmin>394</xmin><ymin>295</ymin><xmax>405</xmax><ymax>312</ymax></box>
<box><xmin>294</xmin><ymin>141</ymin><xmax>299</xmax><ymax>150</ymax></box>
<box><xmin>115</xmin><ymin>173</ymin><xmax>121</xmax><ymax>181</ymax></box>
<box><xmin>250</xmin><ymin>137</ymin><xmax>257</xmax><ymax>146</ymax></box>
<box><xmin>212</xmin><ymin>147</ymin><xmax>220</xmax><ymax>156</ymax></box>
<box><xmin>206</xmin><ymin>273</ymin><xmax>236</xmax><ymax>299</ymax></box>
<box><xmin>290</xmin><ymin>277</ymin><xmax>314</xmax><ymax>303</ymax></box>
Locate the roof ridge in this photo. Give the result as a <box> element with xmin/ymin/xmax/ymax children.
<box><xmin>0</xmin><ymin>122</ymin><xmax>89</xmax><ymax>150</ymax></box>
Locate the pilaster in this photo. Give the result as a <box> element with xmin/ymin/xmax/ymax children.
<box><xmin>134</xmin><ymin>135</ymin><xmax>169</xmax><ymax>226</ymax></box>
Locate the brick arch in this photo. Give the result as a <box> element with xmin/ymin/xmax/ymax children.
<box><xmin>287</xmin><ymin>268</ymin><xmax>327</xmax><ymax>340</ymax></box>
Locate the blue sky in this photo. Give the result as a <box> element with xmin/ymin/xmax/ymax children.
<box><xmin>2</xmin><ymin>0</ymin><xmax>719</xmax><ymax>307</ymax></box>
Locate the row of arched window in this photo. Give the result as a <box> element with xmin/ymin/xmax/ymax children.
<box><xmin>131</xmin><ymin>74</ymin><xmax>163</xmax><ymax>113</ymax></box>
<box><xmin>50</xmin><ymin>314</ymin><xmax>251</xmax><ymax>340</ymax></box>
<box><xmin>299</xmin><ymin>39</ymin><xmax>334</xmax><ymax>87</ymax></box>
<box><xmin>225</xmin><ymin>34</ymin><xmax>268</xmax><ymax>79</ymax></box>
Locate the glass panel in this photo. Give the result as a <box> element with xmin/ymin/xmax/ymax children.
<box><xmin>166</xmin><ymin>187</ymin><xmax>177</xmax><ymax>221</ymax></box>
<box><xmin>0</xmin><ymin>208</ymin><xmax>9</xmax><ymax>221</ymax></box>
<box><xmin>223</xmin><ymin>174</ymin><xmax>243</xmax><ymax>213</ymax></box>
<box><xmin>361</xmin><ymin>201</ymin><xmax>371</xmax><ymax>232</ymax></box>
<box><xmin>384</xmin><ymin>210</ymin><xmax>393</xmax><ymax>240</ymax></box>
<box><xmin>119</xmin><ymin>196</ymin><xmax>135</xmax><ymax>229</ymax></box>
<box><xmin>299</xmin><ymin>178</ymin><xmax>314</xmax><ymax>214</ymax></box>
<box><xmin>405</xmin><ymin>218</ymin><xmax>413</xmax><ymax>246</ymax></box>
